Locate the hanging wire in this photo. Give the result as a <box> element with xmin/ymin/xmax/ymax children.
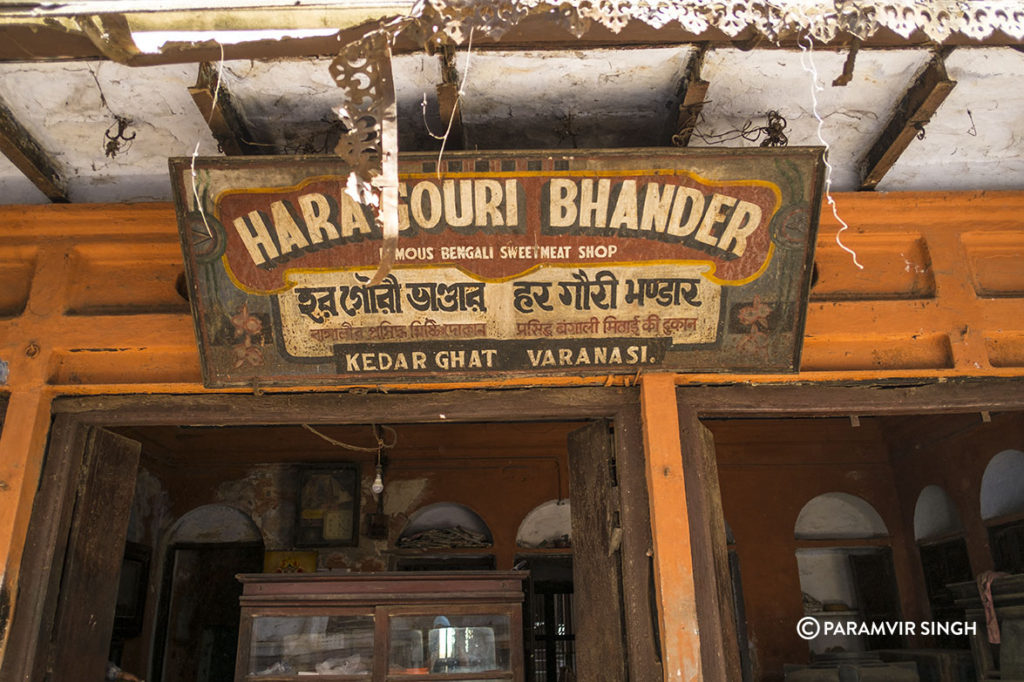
<box><xmin>689</xmin><ymin>109</ymin><xmax>789</xmax><ymax>147</ymax></box>
<box><xmin>798</xmin><ymin>33</ymin><xmax>864</xmax><ymax>271</ymax></box>
<box><xmin>302</xmin><ymin>423</ymin><xmax>398</xmax><ymax>452</ymax></box>
<box><xmin>87</xmin><ymin>63</ymin><xmax>136</xmax><ymax>158</ymax></box>
<box><xmin>190</xmin><ymin>41</ymin><xmax>226</xmax><ymax>240</ymax></box>
<box><xmin>427</xmin><ymin>26</ymin><xmax>474</xmax><ymax>177</ymax></box>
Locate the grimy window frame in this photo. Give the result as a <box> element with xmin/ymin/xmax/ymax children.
<box><xmin>4</xmin><ymin>379</ymin><xmax>1024</xmax><ymax>682</ymax></box>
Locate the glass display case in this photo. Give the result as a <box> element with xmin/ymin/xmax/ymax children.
<box><xmin>235</xmin><ymin>572</ymin><xmax>526</xmax><ymax>682</ymax></box>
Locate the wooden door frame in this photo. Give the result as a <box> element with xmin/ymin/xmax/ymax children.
<box><xmin>6</xmin><ymin>387</ymin><xmax>663</xmax><ymax>682</ymax></box>
<box><xmin>667</xmin><ymin>377</ymin><xmax>1024</xmax><ymax>682</ymax></box>
<box><xmin>7</xmin><ymin>379</ymin><xmax>1024</xmax><ymax>682</ymax></box>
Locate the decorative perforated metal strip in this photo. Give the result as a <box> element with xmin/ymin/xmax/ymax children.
<box><xmin>409</xmin><ymin>0</ymin><xmax>1024</xmax><ymax>43</ymax></box>
<box><xmin>329</xmin><ymin>28</ymin><xmax>401</xmax><ymax>285</ymax></box>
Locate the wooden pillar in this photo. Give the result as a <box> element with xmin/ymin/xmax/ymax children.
<box><xmin>0</xmin><ymin>388</ymin><xmax>53</xmax><ymax>660</ymax></box>
<box><xmin>641</xmin><ymin>373</ymin><xmax>701</xmax><ymax>681</ymax></box>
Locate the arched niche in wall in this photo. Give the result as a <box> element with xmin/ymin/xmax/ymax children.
<box><xmin>397</xmin><ymin>502</ymin><xmax>493</xmax><ymax>549</ymax></box>
<box><xmin>913</xmin><ymin>485</ymin><xmax>972</xmax><ymax>648</ymax></box>
<box><xmin>793</xmin><ymin>493</ymin><xmax>898</xmax><ymax>654</ymax></box>
<box><xmin>794</xmin><ymin>492</ymin><xmax>889</xmax><ymax>541</ymax></box>
<box><xmin>165</xmin><ymin>503</ymin><xmax>264</xmax><ymax>545</ymax></box>
<box><xmin>914</xmin><ymin>485</ymin><xmax>964</xmax><ymax>542</ymax></box>
<box><xmin>516</xmin><ymin>499</ymin><xmax>571</xmax><ymax>549</ymax></box>
<box><xmin>154</xmin><ymin>504</ymin><xmax>265</xmax><ymax>682</ymax></box>
<box><xmin>981</xmin><ymin>449</ymin><xmax>1024</xmax><ymax>574</ymax></box>
<box><xmin>980</xmin><ymin>449</ymin><xmax>1024</xmax><ymax>521</ymax></box>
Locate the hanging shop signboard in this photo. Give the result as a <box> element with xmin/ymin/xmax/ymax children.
<box><xmin>170</xmin><ymin>149</ymin><xmax>824</xmax><ymax>388</ymax></box>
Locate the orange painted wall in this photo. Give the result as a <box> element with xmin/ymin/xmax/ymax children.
<box><xmin>1</xmin><ymin>191</ymin><xmax>1023</xmax><ymax>677</ymax></box>
<box><xmin>709</xmin><ymin>418</ymin><xmax>923</xmax><ymax>681</ymax></box>
<box><xmin>888</xmin><ymin>412</ymin><xmax>1024</xmax><ymax>580</ymax></box>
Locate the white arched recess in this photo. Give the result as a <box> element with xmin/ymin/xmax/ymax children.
<box><xmin>980</xmin><ymin>449</ymin><xmax>1024</xmax><ymax>521</ymax></box>
<box><xmin>914</xmin><ymin>485</ymin><xmax>964</xmax><ymax>542</ymax></box>
<box><xmin>795</xmin><ymin>492</ymin><xmax>889</xmax><ymax>541</ymax></box>
<box><xmin>516</xmin><ymin>499</ymin><xmax>571</xmax><ymax>549</ymax></box>
<box><xmin>164</xmin><ymin>503</ymin><xmax>264</xmax><ymax>545</ymax></box>
<box><xmin>794</xmin><ymin>493</ymin><xmax>892</xmax><ymax>655</ymax></box>
<box><xmin>398</xmin><ymin>501</ymin><xmax>494</xmax><ymax>546</ymax></box>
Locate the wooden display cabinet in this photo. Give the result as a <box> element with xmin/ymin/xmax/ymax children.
<box><xmin>234</xmin><ymin>572</ymin><xmax>527</xmax><ymax>682</ymax></box>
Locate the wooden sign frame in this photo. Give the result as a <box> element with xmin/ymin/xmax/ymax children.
<box><xmin>170</xmin><ymin>148</ymin><xmax>824</xmax><ymax>387</ymax></box>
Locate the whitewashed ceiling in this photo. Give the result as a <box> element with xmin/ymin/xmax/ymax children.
<box><xmin>0</xmin><ymin>44</ymin><xmax>1021</xmax><ymax>204</ymax></box>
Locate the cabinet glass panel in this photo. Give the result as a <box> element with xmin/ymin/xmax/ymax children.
<box><xmin>248</xmin><ymin>615</ymin><xmax>374</xmax><ymax>677</ymax></box>
<box><xmin>389</xmin><ymin>614</ymin><xmax>512</xmax><ymax>675</ymax></box>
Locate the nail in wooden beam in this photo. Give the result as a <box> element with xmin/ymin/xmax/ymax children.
<box><xmin>189</xmin><ymin>62</ymin><xmax>261</xmax><ymax>156</ymax></box>
<box><xmin>435</xmin><ymin>44</ymin><xmax>465</xmax><ymax>150</ymax></box>
<box><xmin>669</xmin><ymin>45</ymin><xmax>710</xmax><ymax>147</ymax></box>
<box><xmin>860</xmin><ymin>55</ymin><xmax>955</xmax><ymax>190</ymax></box>
<box><xmin>0</xmin><ymin>99</ymin><xmax>68</xmax><ymax>203</ymax></box>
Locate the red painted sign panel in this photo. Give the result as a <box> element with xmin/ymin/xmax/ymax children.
<box><xmin>171</xmin><ymin>149</ymin><xmax>823</xmax><ymax>387</ymax></box>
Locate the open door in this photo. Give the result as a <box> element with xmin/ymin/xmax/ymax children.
<box><xmin>1</xmin><ymin>417</ymin><xmax>140</xmax><ymax>682</ymax></box>
<box><xmin>567</xmin><ymin>420</ymin><xmax>627</xmax><ymax>681</ymax></box>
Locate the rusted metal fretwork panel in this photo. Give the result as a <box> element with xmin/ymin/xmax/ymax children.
<box><xmin>170</xmin><ymin>148</ymin><xmax>824</xmax><ymax>387</ymax></box>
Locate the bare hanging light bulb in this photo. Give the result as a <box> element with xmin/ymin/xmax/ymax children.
<box><xmin>372</xmin><ymin>463</ymin><xmax>385</xmax><ymax>495</ymax></box>
<box><xmin>371</xmin><ymin>424</ymin><xmax>385</xmax><ymax>495</ymax></box>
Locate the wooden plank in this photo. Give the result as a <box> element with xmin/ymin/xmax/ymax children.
<box><xmin>640</xmin><ymin>373</ymin><xmax>700</xmax><ymax>682</ymax></box>
<box><xmin>861</xmin><ymin>55</ymin><xmax>956</xmax><ymax>190</ymax></box>
<box><xmin>612</xmin><ymin>404</ymin><xmax>665</xmax><ymax>681</ymax></box>
<box><xmin>50</xmin><ymin>378</ymin><xmax>1024</xmax><ymax>430</ymax></box>
<box><xmin>677</xmin><ymin>406</ymin><xmax>741</xmax><ymax>681</ymax></box>
<box><xmin>435</xmin><ymin>45</ymin><xmax>465</xmax><ymax>150</ymax></box>
<box><xmin>0</xmin><ymin>416</ymin><xmax>88</xmax><ymax>682</ymax></box>
<box><xmin>189</xmin><ymin>62</ymin><xmax>261</xmax><ymax>156</ymax></box>
<box><xmin>48</xmin><ymin>428</ymin><xmax>140</xmax><ymax>682</ymax></box>
<box><xmin>567</xmin><ymin>420</ymin><xmax>627</xmax><ymax>681</ymax></box>
<box><xmin>669</xmin><ymin>47</ymin><xmax>709</xmax><ymax>147</ymax></box>
<box><xmin>72</xmin><ymin>14</ymin><xmax>141</xmax><ymax>64</ymax></box>
<box><xmin>53</xmin><ymin>388</ymin><xmax>639</xmax><ymax>425</ymax></box>
<box><xmin>677</xmin><ymin>380</ymin><xmax>1024</xmax><ymax>417</ymax></box>
<box><xmin>0</xmin><ymin>99</ymin><xmax>68</xmax><ymax>203</ymax></box>
<box><xmin>0</xmin><ymin>389</ymin><xmax>54</xmax><ymax>671</ymax></box>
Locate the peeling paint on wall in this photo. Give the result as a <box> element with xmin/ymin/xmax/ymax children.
<box><xmin>216</xmin><ymin>466</ymin><xmax>293</xmax><ymax>548</ymax></box>
<box><xmin>128</xmin><ymin>466</ymin><xmax>170</xmax><ymax>545</ymax></box>
<box><xmin>381</xmin><ymin>477</ymin><xmax>430</xmax><ymax>517</ymax></box>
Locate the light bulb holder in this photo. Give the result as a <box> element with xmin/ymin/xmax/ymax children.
<box><xmin>371</xmin><ymin>464</ymin><xmax>384</xmax><ymax>495</ymax></box>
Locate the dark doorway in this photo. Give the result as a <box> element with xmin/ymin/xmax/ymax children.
<box><xmin>518</xmin><ymin>555</ymin><xmax>574</xmax><ymax>682</ymax></box>
<box><xmin>154</xmin><ymin>543</ymin><xmax>263</xmax><ymax>682</ymax></box>
<box><xmin>849</xmin><ymin>548</ymin><xmax>903</xmax><ymax>650</ymax></box>
<box><xmin>919</xmin><ymin>537</ymin><xmax>972</xmax><ymax>648</ymax></box>
<box><xmin>989</xmin><ymin>518</ymin><xmax>1024</xmax><ymax>574</ymax></box>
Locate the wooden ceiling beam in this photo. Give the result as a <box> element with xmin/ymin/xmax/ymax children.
<box><xmin>0</xmin><ymin>99</ymin><xmax>68</xmax><ymax>203</ymax></box>
<box><xmin>188</xmin><ymin>62</ymin><xmax>262</xmax><ymax>155</ymax></box>
<box><xmin>435</xmin><ymin>44</ymin><xmax>466</xmax><ymax>151</ymax></box>
<box><xmin>669</xmin><ymin>45</ymin><xmax>709</xmax><ymax>147</ymax></box>
<box><xmin>860</xmin><ymin>54</ymin><xmax>956</xmax><ymax>190</ymax></box>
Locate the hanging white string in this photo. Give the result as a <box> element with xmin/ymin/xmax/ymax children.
<box><xmin>190</xmin><ymin>41</ymin><xmax>226</xmax><ymax>240</ymax></box>
<box><xmin>798</xmin><ymin>34</ymin><xmax>864</xmax><ymax>270</ymax></box>
<box><xmin>432</xmin><ymin>27</ymin><xmax>474</xmax><ymax>178</ymax></box>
